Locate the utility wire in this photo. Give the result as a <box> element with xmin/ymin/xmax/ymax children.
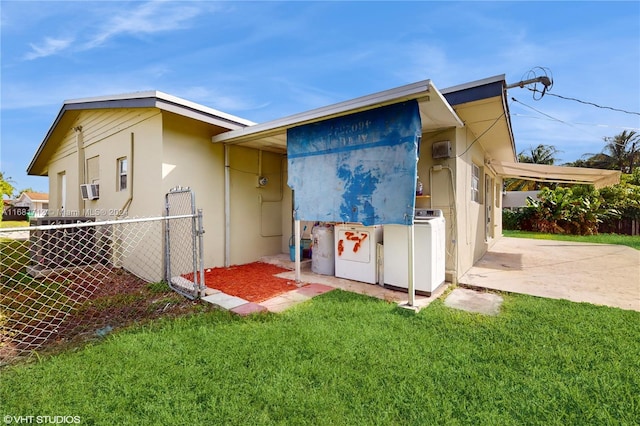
<box><xmin>528</xmin><ymin>88</ymin><xmax>640</xmax><ymax>116</ymax></box>
<box><xmin>457</xmin><ymin>112</ymin><xmax>505</xmax><ymax>158</ymax></box>
<box><xmin>511</xmin><ymin>97</ymin><xmax>577</xmax><ymax>128</ymax></box>
<box><xmin>511</xmin><ymin>113</ymin><xmax>640</xmax><ymax>131</ymax></box>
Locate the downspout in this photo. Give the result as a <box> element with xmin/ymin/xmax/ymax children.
<box><xmin>74</xmin><ymin>126</ymin><xmax>85</xmax><ymax>216</ymax></box>
<box><xmin>117</xmin><ymin>133</ymin><xmax>135</xmax><ymax>219</ymax></box>
<box><xmin>224</xmin><ymin>144</ymin><xmax>231</xmax><ymax>267</ymax></box>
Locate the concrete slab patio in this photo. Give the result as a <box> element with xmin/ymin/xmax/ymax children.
<box><xmin>263</xmin><ymin>254</ymin><xmax>449</xmax><ymax>312</ymax></box>
<box><xmin>459</xmin><ymin>237</ymin><xmax>640</xmax><ymax>312</ymax></box>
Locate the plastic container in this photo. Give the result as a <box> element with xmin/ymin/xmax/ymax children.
<box><xmin>289</xmin><ymin>236</ymin><xmax>303</xmax><ymax>262</ymax></box>
<box><xmin>311</xmin><ymin>224</ymin><xmax>335</xmax><ymax>275</ymax></box>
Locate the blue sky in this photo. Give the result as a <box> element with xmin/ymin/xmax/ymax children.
<box><xmin>1</xmin><ymin>0</ymin><xmax>639</xmax><ymax>194</ymax></box>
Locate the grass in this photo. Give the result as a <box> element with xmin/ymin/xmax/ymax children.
<box><xmin>0</xmin><ymin>239</ymin><xmax>30</xmax><ymax>279</ymax></box>
<box><xmin>1</xmin><ymin>290</ymin><xmax>638</xmax><ymax>425</ymax></box>
<box><xmin>503</xmin><ymin>229</ymin><xmax>640</xmax><ymax>250</ymax></box>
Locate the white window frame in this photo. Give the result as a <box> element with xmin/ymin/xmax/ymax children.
<box><xmin>471</xmin><ymin>163</ymin><xmax>480</xmax><ymax>203</ymax></box>
<box><xmin>117</xmin><ymin>157</ymin><xmax>128</xmax><ymax>192</ymax></box>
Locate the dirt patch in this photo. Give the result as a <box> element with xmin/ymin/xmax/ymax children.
<box><xmin>1</xmin><ymin>268</ymin><xmax>213</xmax><ymax>366</ymax></box>
<box><xmin>201</xmin><ymin>262</ymin><xmax>298</xmax><ymax>303</ymax></box>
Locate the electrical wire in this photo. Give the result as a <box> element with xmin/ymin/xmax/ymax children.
<box><xmin>511</xmin><ymin>113</ymin><xmax>640</xmax><ymax>131</ymax></box>
<box><xmin>511</xmin><ymin>97</ymin><xmax>577</xmax><ymax>127</ymax></box>
<box><xmin>528</xmin><ymin>88</ymin><xmax>640</xmax><ymax>116</ymax></box>
<box><xmin>511</xmin><ymin>97</ymin><xmax>640</xmax><ymax>142</ymax></box>
<box><xmin>456</xmin><ymin>112</ymin><xmax>506</xmax><ymax>158</ymax></box>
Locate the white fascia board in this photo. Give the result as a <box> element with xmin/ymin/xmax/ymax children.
<box><xmin>65</xmin><ymin>90</ymin><xmax>255</xmax><ymax>128</ymax></box>
<box><xmin>440</xmin><ymin>74</ymin><xmax>506</xmax><ymax>95</ymax></box>
<box><xmin>153</xmin><ymin>92</ymin><xmax>256</xmax><ymax>127</ymax></box>
<box><xmin>212</xmin><ymin>79</ymin><xmax>435</xmax><ymax>144</ymax></box>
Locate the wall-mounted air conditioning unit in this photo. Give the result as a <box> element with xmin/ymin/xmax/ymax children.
<box><xmin>80</xmin><ymin>184</ymin><xmax>99</xmax><ymax>200</ymax></box>
<box><xmin>432</xmin><ymin>140</ymin><xmax>452</xmax><ymax>159</ymax></box>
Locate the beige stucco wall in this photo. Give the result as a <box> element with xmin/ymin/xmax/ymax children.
<box><xmin>47</xmin><ymin>108</ymin><xmax>164</xmax><ymax>218</ymax></box>
<box><xmin>418</xmin><ymin>129</ymin><xmax>457</xmax><ymax>280</ymax></box>
<box><xmin>415</xmin><ymin>125</ymin><xmax>504</xmax><ymax>284</ymax></box>
<box><xmin>161</xmin><ymin>112</ymin><xmax>226</xmax><ymax>270</ymax></box>
<box><xmin>45</xmin><ymin>108</ymin><xmax>165</xmax><ymax>281</ymax></box>
<box><xmin>449</xmin><ymin>126</ymin><xmax>502</xmax><ymax>283</ymax></box>
<box><xmin>227</xmin><ymin>145</ymin><xmax>286</xmax><ymax>266</ymax></box>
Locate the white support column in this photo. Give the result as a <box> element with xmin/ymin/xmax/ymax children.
<box><xmin>407</xmin><ymin>223</ymin><xmax>416</xmax><ymax>306</ymax></box>
<box><xmin>294</xmin><ymin>218</ymin><xmax>301</xmax><ymax>284</ymax></box>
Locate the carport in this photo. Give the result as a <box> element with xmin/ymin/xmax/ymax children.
<box><xmin>212</xmin><ymin>80</ymin><xmax>463</xmax><ymax>305</ymax></box>
<box><xmin>459</xmin><ymin>237</ymin><xmax>640</xmax><ymax>311</ymax></box>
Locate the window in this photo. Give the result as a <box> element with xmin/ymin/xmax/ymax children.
<box><xmin>117</xmin><ymin>157</ymin><xmax>127</xmax><ymax>191</ymax></box>
<box><xmin>471</xmin><ymin>163</ymin><xmax>480</xmax><ymax>203</ymax></box>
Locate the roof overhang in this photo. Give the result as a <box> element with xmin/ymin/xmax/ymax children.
<box><xmin>27</xmin><ymin>91</ymin><xmax>254</xmax><ymax>176</ymax></box>
<box><xmin>487</xmin><ymin>160</ymin><xmax>621</xmax><ymax>189</ymax></box>
<box><xmin>211</xmin><ymin>79</ymin><xmax>464</xmax><ymax>152</ymax></box>
<box><xmin>442</xmin><ymin>75</ymin><xmax>516</xmax><ymax>163</ymax></box>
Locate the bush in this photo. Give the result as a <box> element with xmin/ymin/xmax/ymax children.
<box><xmin>516</xmin><ymin>187</ymin><xmax>615</xmax><ymax>235</ymax></box>
<box><xmin>502</xmin><ymin>168</ymin><xmax>640</xmax><ymax>236</ymax></box>
<box><xmin>502</xmin><ymin>209</ymin><xmax>523</xmax><ymax>230</ymax></box>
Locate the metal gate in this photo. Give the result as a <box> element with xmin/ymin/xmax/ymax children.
<box><xmin>164</xmin><ymin>187</ymin><xmax>205</xmax><ymax>299</ymax></box>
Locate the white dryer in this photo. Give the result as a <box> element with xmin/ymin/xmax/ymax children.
<box><xmin>334</xmin><ymin>224</ymin><xmax>383</xmax><ymax>284</ymax></box>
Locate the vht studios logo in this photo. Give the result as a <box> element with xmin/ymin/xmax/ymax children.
<box><xmin>4</xmin><ymin>415</ymin><xmax>81</xmax><ymax>424</ymax></box>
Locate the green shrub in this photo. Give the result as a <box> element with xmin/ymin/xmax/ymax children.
<box><xmin>515</xmin><ymin>186</ymin><xmax>617</xmax><ymax>235</ymax></box>
<box><xmin>502</xmin><ymin>209</ymin><xmax>523</xmax><ymax>230</ymax></box>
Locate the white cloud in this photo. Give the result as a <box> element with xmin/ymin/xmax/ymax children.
<box><xmin>82</xmin><ymin>1</ymin><xmax>207</xmax><ymax>50</ymax></box>
<box><xmin>20</xmin><ymin>1</ymin><xmax>214</xmax><ymax>60</ymax></box>
<box><xmin>24</xmin><ymin>37</ymin><xmax>74</xmax><ymax>60</ymax></box>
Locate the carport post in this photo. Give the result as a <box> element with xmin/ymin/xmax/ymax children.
<box><xmin>294</xmin><ymin>218</ymin><xmax>301</xmax><ymax>283</ymax></box>
<box><xmin>407</xmin><ymin>224</ymin><xmax>416</xmax><ymax>306</ymax></box>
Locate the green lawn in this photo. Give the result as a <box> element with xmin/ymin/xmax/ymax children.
<box><xmin>1</xmin><ymin>290</ymin><xmax>638</xmax><ymax>425</ymax></box>
<box><xmin>503</xmin><ymin>230</ymin><xmax>640</xmax><ymax>250</ymax></box>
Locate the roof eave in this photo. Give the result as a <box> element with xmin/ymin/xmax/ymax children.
<box><xmin>212</xmin><ymin>79</ymin><xmax>464</xmax><ymax>145</ymax></box>
<box><xmin>28</xmin><ymin>91</ymin><xmax>255</xmax><ymax>176</ymax></box>
<box><xmin>442</xmin><ymin>74</ymin><xmax>516</xmax><ymax>162</ymax></box>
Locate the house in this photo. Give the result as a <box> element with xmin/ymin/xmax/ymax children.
<box><xmin>12</xmin><ymin>192</ymin><xmax>49</xmax><ymax>218</ymax></box>
<box><xmin>27</xmin><ymin>75</ymin><xmax>620</xmax><ymax>285</ymax></box>
<box><xmin>502</xmin><ymin>190</ymin><xmax>541</xmax><ymax>211</ymax></box>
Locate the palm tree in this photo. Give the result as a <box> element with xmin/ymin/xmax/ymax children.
<box><xmin>517</xmin><ymin>144</ymin><xmax>560</xmax><ymax>165</ymax></box>
<box><xmin>570</xmin><ymin>131</ymin><xmax>639</xmax><ymax>173</ymax></box>
<box><xmin>506</xmin><ymin>144</ymin><xmax>560</xmax><ymax>191</ymax></box>
<box><xmin>602</xmin><ymin>130</ymin><xmax>638</xmax><ymax>173</ymax></box>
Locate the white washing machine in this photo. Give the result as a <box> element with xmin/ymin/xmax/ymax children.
<box><xmin>383</xmin><ymin>209</ymin><xmax>445</xmax><ymax>295</ymax></box>
<box><xmin>334</xmin><ymin>224</ymin><xmax>383</xmax><ymax>284</ymax></box>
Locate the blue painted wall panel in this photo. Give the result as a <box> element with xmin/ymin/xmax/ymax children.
<box><xmin>287</xmin><ymin>101</ymin><xmax>421</xmax><ymax>225</ymax></box>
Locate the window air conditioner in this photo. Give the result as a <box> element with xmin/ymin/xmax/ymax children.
<box><xmin>432</xmin><ymin>140</ymin><xmax>452</xmax><ymax>159</ymax></box>
<box><xmin>80</xmin><ymin>183</ymin><xmax>100</xmax><ymax>200</ymax></box>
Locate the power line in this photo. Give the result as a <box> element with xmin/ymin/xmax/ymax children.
<box><xmin>511</xmin><ymin>113</ymin><xmax>640</xmax><ymax>131</ymax></box>
<box><xmin>511</xmin><ymin>97</ymin><xmax>576</xmax><ymax>127</ymax></box>
<box><xmin>529</xmin><ymin>88</ymin><xmax>640</xmax><ymax>116</ymax></box>
<box><xmin>510</xmin><ymin>97</ymin><xmax>603</xmax><ymax>139</ymax></box>
<box><xmin>457</xmin><ymin>112</ymin><xmax>505</xmax><ymax>158</ymax></box>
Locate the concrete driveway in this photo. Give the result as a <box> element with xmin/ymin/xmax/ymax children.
<box><xmin>459</xmin><ymin>237</ymin><xmax>640</xmax><ymax>311</ymax></box>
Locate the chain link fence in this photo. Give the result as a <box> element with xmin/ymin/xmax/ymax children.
<box><xmin>165</xmin><ymin>187</ymin><xmax>205</xmax><ymax>299</ymax></box>
<box><xmin>0</xmin><ymin>189</ymin><xmax>204</xmax><ymax>365</ymax></box>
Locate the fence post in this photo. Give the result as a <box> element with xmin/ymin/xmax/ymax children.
<box><xmin>197</xmin><ymin>208</ymin><xmax>205</xmax><ymax>298</ymax></box>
